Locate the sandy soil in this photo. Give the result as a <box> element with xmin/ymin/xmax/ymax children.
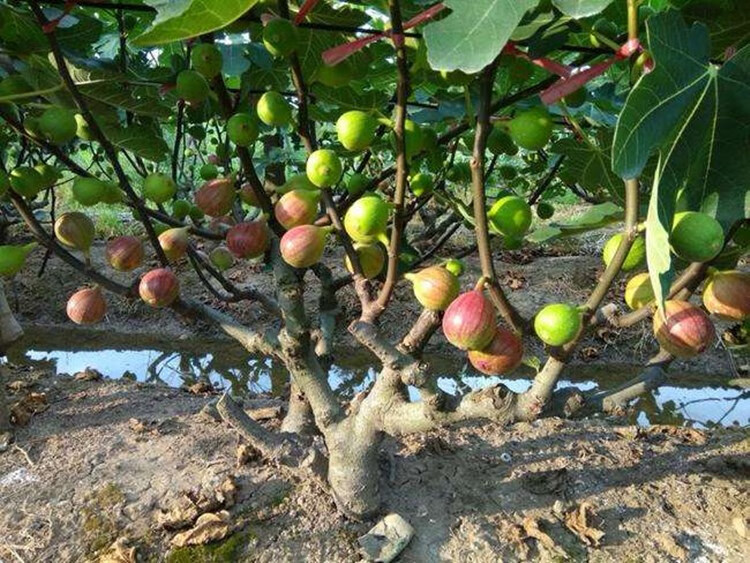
<box><xmin>0</xmin><ymin>369</ymin><xmax>748</xmax><ymax>562</ymax></box>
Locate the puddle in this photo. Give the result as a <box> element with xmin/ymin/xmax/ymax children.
<box><xmin>5</xmin><ymin>326</ymin><xmax>749</xmax><ymax>429</ymax></box>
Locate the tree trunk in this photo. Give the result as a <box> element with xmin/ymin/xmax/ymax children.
<box><xmin>0</xmin><ymin>282</ymin><xmax>22</xmax><ymax>435</ymax></box>
<box><xmin>325</xmin><ymin>418</ymin><xmax>383</xmax><ymax>520</ymax></box>
<box><xmin>281</xmin><ymin>382</ymin><xmax>317</xmax><ymax>435</ymax></box>
<box><xmin>0</xmin><ymin>282</ymin><xmax>22</xmax><ymax>347</ymax></box>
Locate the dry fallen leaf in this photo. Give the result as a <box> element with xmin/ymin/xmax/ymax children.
<box><xmin>75</xmin><ymin>368</ymin><xmax>103</xmax><ymax>382</ymax></box>
<box><xmin>641</xmin><ymin>425</ymin><xmax>707</xmax><ymax>446</ymax></box>
<box><xmin>98</xmin><ymin>538</ymin><xmax>137</xmax><ymax>563</ymax></box>
<box><xmin>10</xmin><ymin>392</ymin><xmax>48</xmax><ymax>426</ymax></box>
<box><xmin>158</xmin><ymin>477</ymin><xmax>237</xmax><ymax>530</ymax></box>
<box><xmin>171</xmin><ymin>511</ymin><xmax>232</xmax><ymax>547</ymax></box>
<box><xmin>564</xmin><ymin>502</ymin><xmax>605</xmax><ymax>547</ymax></box>
<box><xmin>523</xmin><ymin>517</ymin><xmax>567</xmax><ymax>558</ymax></box>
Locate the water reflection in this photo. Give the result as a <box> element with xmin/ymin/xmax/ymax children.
<box><xmin>5</xmin><ymin>326</ymin><xmax>748</xmax><ymax>429</ymax></box>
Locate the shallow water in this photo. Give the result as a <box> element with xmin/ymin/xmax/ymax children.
<box><xmin>5</xmin><ymin>326</ymin><xmax>749</xmax><ymax>428</ymax></box>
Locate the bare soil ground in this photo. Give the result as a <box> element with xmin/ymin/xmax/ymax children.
<box><xmin>1</xmin><ymin>369</ymin><xmax>748</xmax><ymax>562</ymax></box>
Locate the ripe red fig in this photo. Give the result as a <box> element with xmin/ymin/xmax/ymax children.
<box><xmin>345</xmin><ymin>243</ymin><xmax>385</xmax><ymax>279</ymax></box>
<box><xmin>404</xmin><ymin>266</ymin><xmax>459</xmax><ymax>311</ymax></box>
<box><xmin>653</xmin><ymin>300</ymin><xmax>715</xmax><ymax>359</ymax></box>
<box><xmin>195</xmin><ymin>177</ymin><xmax>235</xmax><ymax>217</ymax></box>
<box><xmin>54</xmin><ymin>212</ymin><xmax>95</xmax><ymax>252</ymax></box>
<box><xmin>702</xmin><ymin>270</ymin><xmax>750</xmax><ymax>321</ymax></box>
<box><xmin>280</xmin><ymin>225</ymin><xmax>330</xmax><ymax>268</ymax></box>
<box><xmin>158</xmin><ymin>226</ymin><xmax>190</xmax><ymax>262</ymax></box>
<box><xmin>226</xmin><ymin>221</ymin><xmax>269</xmax><ymax>259</ymax></box>
<box><xmin>442</xmin><ymin>286</ymin><xmax>496</xmax><ymax>350</ymax></box>
<box><xmin>66</xmin><ymin>286</ymin><xmax>106</xmax><ymax>325</ymax></box>
<box><xmin>468</xmin><ymin>327</ymin><xmax>523</xmax><ymax>376</ymax></box>
<box><xmin>106</xmin><ymin>236</ymin><xmax>144</xmax><ymax>272</ymax></box>
<box><xmin>274</xmin><ymin>189</ymin><xmax>320</xmax><ymax>229</ymax></box>
<box><xmin>139</xmin><ymin>268</ymin><xmax>179</xmax><ymax>307</ymax></box>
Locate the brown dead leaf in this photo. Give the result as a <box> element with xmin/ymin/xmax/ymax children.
<box><xmin>236</xmin><ymin>443</ymin><xmax>260</xmax><ymax>467</ymax></box>
<box><xmin>75</xmin><ymin>368</ymin><xmax>103</xmax><ymax>382</ymax></box>
<box><xmin>184</xmin><ymin>381</ymin><xmax>215</xmax><ymax>395</ymax></box>
<box><xmin>7</xmin><ymin>380</ymin><xmax>33</xmax><ymax>393</ymax></box>
<box><xmin>501</xmin><ymin>523</ymin><xmax>529</xmax><ymax>559</ymax></box>
<box><xmin>500</xmin><ymin>270</ymin><xmax>526</xmax><ymax>290</ymax></box>
<box><xmin>579</xmin><ymin>346</ymin><xmax>600</xmax><ymax>361</ymax></box>
<box><xmin>158</xmin><ymin>477</ymin><xmax>237</xmax><ymax>530</ymax></box>
<box><xmin>10</xmin><ymin>392</ymin><xmax>48</xmax><ymax>426</ymax></box>
<box><xmin>641</xmin><ymin>425</ymin><xmax>707</xmax><ymax>445</ymax></box>
<box><xmin>523</xmin><ymin>517</ymin><xmax>567</xmax><ymax>557</ymax></box>
<box><xmin>98</xmin><ymin>538</ymin><xmax>137</xmax><ymax>563</ymax></box>
<box><xmin>564</xmin><ymin>502</ymin><xmax>605</xmax><ymax>547</ymax></box>
<box><xmin>171</xmin><ymin>511</ymin><xmax>232</xmax><ymax>547</ymax></box>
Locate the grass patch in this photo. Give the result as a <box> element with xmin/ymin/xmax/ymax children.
<box><xmin>166</xmin><ymin>530</ymin><xmax>255</xmax><ymax>563</ymax></box>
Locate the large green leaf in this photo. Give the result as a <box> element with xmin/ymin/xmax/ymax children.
<box><xmin>133</xmin><ymin>0</ymin><xmax>260</xmax><ymax>47</ymax></box>
<box><xmin>311</xmin><ymin>84</ymin><xmax>390</xmax><ymax>114</ymax></box>
<box><xmin>550</xmin><ymin>130</ymin><xmax>624</xmax><ymax>204</ymax></box>
<box><xmin>552</xmin><ymin>0</ymin><xmax>614</xmax><ymax>18</ymax></box>
<box><xmin>0</xmin><ymin>4</ymin><xmax>48</xmax><ymax>54</ymax></box>
<box><xmin>423</xmin><ymin>0</ymin><xmax>539</xmax><ymax>74</ymax></box>
<box><xmin>679</xmin><ymin>0</ymin><xmax>750</xmax><ymax>55</ymax></box>
<box><xmin>101</xmin><ymin>119</ymin><xmax>169</xmax><ymax>162</ymax></box>
<box><xmin>612</xmin><ymin>11</ymin><xmax>750</xmax><ymax>309</ymax></box>
<box><xmin>78</xmin><ymin>82</ymin><xmax>173</xmax><ymax>119</ymax></box>
<box><xmin>527</xmin><ymin>201</ymin><xmax>623</xmax><ymax>243</ymax></box>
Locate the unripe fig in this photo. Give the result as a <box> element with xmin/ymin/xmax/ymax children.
<box><xmin>507</xmin><ymin>107</ymin><xmax>553</xmax><ymax>151</ymax></box>
<box><xmin>263</xmin><ymin>18</ymin><xmax>298</xmax><ymax>57</ymax></box>
<box><xmin>66</xmin><ymin>286</ymin><xmax>106</xmax><ymax>325</ymax></box>
<box><xmin>446</xmin><ymin>162</ymin><xmax>471</xmax><ymax>183</ymax></box>
<box><xmin>315</xmin><ymin>60</ymin><xmax>355</xmax><ymax>87</ymax></box>
<box><xmin>143</xmin><ymin>172</ymin><xmax>177</xmax><ymax>204</ymax></box>
<box><xmin>468</xmin><ymin>327</ymin><xmax>523</xmax><ymax>376</ymax></box>
<box><xmin>669</xmin><ymin>211</ymin><xmax>724</xmax><ymax>263</ymax></box>
<box><xmin>55</xmin><ymin>212</ymin><xmax>95</xmax><ymax>252</ymax></box>
<box><xmin>72</xmin><ymin>177</ymin><xmax>108</xmax><ymax>206</ymax></box>
<box><xmin>274</xmin><ymin>189</ymin><xmax>320</xmax><ymax>229</ymax></box>
<box><xmin>278</xmin><ymin>173</ymin><xmax>317</xmax><ymax>194</ymax></box>
<box><xmin>34</xmin><ymin>163</ymin><xmax>61</xmax><ymax>189</ymax></box>
<box><xmin>345</xmin><ymin>243</ymin><xmax>385</xmax><ymax>279</ymax></box>
<box><xmin>227</xmin><ymin>113</ymin><xmax>259</xmax><ymax>147</ymax></box>
<box><xmin>190</xmin><ymin>44</ymin><xmax>223</xmax><ymax>79</ymax></box>
<box><xmin>602</xmin><ymin>233</ymin><xmax>646</xmax><ymax>271</ymax></box>
<box><xmin>188</xmin><ymin>125</ymin><xmax>206</xmax><ymax>140</ymax></box>
<box><xmin>536</xmin><ymin>202</ymin><xmax>554</xmax><ymax>220</ymax></box>
<box><xmin>405</xmin><ymin>266</ymin><xmax>460</xmax><ymax>311</ymax></box>
<box><xmin>346</xmin><ymin>173</ymin><xmax>369</xmax><ymax>195</ymax></box>
<box><xmin>226</xmin><ymin>221</ymin><xmax>269</xmax><ymax>259</ymax></box>
<box><xmin>106</xmin><ymin>236</ymin><xmax>144</xmax><ymax>272</ymax></box>
<box><xmin>38</xmin><ymin>107</ymin><xmax>77</xmax><ymax>145</ymax></box>
<box><xmin>9</xmin><ymin>167</ymin><xmax>44</xmax><ymax>198</ymax></box>
<box><xmin>74</xmin><ymin>113</ymin><xmax>92</xmax><ymax>140</ymax></box>
<box><xmin>409</xmin><ymin>172</ymin><xmax>434</xmax><ymax>197</ymax></box>
<box><xmin>209</xmin><ymin>245</ymin><xmax>234</xmax><ymax>271</ymax></box>
<box><xmin>257</xmin><ymin>91</ymin><xmax>292</xmax><ymax>127</ymax></box>
<box><xmin>24</xmin><ymin>116</ymin><xmax>42</xmax><ymax>139</ymax></box>
<box><xmin>487</xmin><ymin>126</ymin><xmax>517</xmax><ymax>156</ymax></box>
<box><xmin>534</xmin><ymin>303</ymin><xmax>581</xmax><ymax>347</ymax></box>
<box><xmin>158</xmin><ymin>227</ymin><xmax>190</xmax><ymax>262</ymax></box>
<box><xmin>306</xmin><ymin>149</ymin><xmax>342</xmax><ymax>188</ymax></box>
<box><xmin>336</xmin><ymin>110</ymin><xmax>378</xmax><ymax>152</ymax></box>
<box><xmin>488</xmin><ymin>196</ymin><xmax>532</xmax><ymax>238</ymax></box>
<box><xmin>280</xmin><ymin>225</ymin><xmax>329</xmax><ymax>268</ymax></box>
<box><xmin>0</xmin><ymin>243</ymin><xmax>36</xmax><ymax>277</ymax></box>
<box><xmin>442</xmin><ymin>289</ymin><xmax>496</xmax><ymax>350</ymax></box>
<box><xmin>653</xmin><ymin>300</ymin><xmax>715</xmax><ymax>358</ymax></box>
<box><xmin>200</xmin><ymin>163</ymin><xmax>219</xmax><ymax>180</ymax></box>
<box><xmin>624</xmin><ymin>272</ymin><xmax>654</xmax><ymax>310</ymax></box>
<box><xmin>172</xmin><ymin>199</ymin><xmax>191</xmax><ymax>220</ymax></box>
<box><xmin>139</xmin><ymin>268</ymin><xmax>179</xmax><ymax>307</ymax></box>
<box><xmin>702</xmin><ymin>270</ymin><xmax>750</xmax><ymax>321</ymax></box>
<box><xmin>189</xmin><ymin>205</ymin><xmax>205</xmax><ymax>222</ymax></box>
<box><xmin>176</xmin><ymin>70</ymin><xmax>210</xmax><ymax>106</ymax></box>
<box><xmin>239</xmin><ymin>183</ymin><xmax>259</xmax><ymax>206</ymax></box>
<box><xmin>443</xmin><ymin>258</ymin><xmax>465</xmax><ymax>277</ymax></box>
<box><xmin>195</xmin><ymin>177</ymin><xmax>235</xmax><ymax>217</ymax></box>
<box><xmin>389</xmin><ymin>119</ymin><xmax>423</xmax><ymax>160</ymax></box>
<box><xmin>344</xmin><ymin>194</ymin><xmax>390</xmax><ymax>244</ymax></box>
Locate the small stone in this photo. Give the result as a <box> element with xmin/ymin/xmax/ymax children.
<box><xmin>359</xmin><ymin>513</ymin><xmax>414</xmax><ymax>562</ymax></box>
